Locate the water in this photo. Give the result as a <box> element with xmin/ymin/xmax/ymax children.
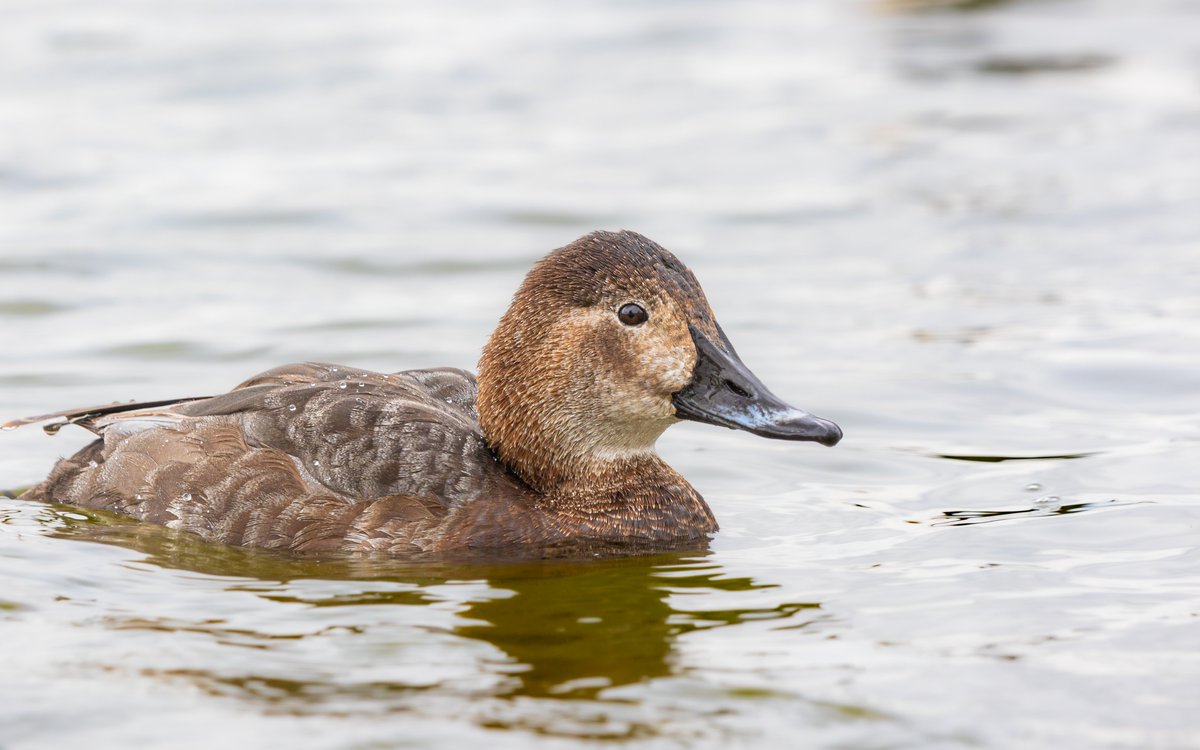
<box><xmin>2</xmin><ymin>0</ymin><xmax>1199</xmax><ymax>747</ymax></box>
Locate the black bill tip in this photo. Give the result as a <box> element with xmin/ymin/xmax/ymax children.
<box><xmin>747</xmin><ymin>408</ymin><xmax>843</xmax><ymax>446</ymax></box>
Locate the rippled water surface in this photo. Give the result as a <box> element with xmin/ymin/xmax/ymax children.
<box><xmin>2</xmin><ymin>1</ymin><xmax>1199</xmax><ymax>748</ymax></box>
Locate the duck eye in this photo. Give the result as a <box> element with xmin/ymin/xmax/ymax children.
<box><xmin>618</xmin><ymin>302</ymin><xmax>648</xmax><ymax>326</ymax></box>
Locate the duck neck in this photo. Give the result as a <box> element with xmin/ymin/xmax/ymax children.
<box><xmin>476</xmin><ymin>393</ymin><xmax>718</xmax><ymax>540</ymax></box>
<box><xmin>538</xmin><ymin>453</ymin><xmax>718</xmax><ymax>540</ymax></box>
<box><xmin>476</xmin><ymin>312</ymin><xmax>664</xmax><ymax>493</ymax></box>
<box><xmin>478</xmin><ymin>395</ymin><xmax>670</xmax><ymax>496</ymax></box>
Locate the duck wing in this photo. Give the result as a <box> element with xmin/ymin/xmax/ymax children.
<box><xmin>174</xmin><ymin>362</ymin><xmax>498</xmax><ymax>502</ymax></box>
<box><xmin>16</xmin><ymin>363</ymin><xmax>518</xmax><ymax>554</ymax></box>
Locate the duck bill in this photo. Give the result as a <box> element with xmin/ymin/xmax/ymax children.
<box><xmin>672</xmin><ymin>324</ymin><xmax>842</xmax><ymax>446</ymax></box>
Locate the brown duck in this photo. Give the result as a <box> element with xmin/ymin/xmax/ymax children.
<box><xmin>7</xmin><ymin>231</ymin><xmax>841</xmax><ymax>557</ymax></box>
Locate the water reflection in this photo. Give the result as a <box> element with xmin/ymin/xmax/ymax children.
<box><xmin>48</xmin><ymin>507</ymin><xmax>817</xmax><ymax>708</ymax></box>
<box><xmin>935</xmin><ymin>451</ymin><xmax>1093</xmax><ymax>463</ymax></box>
<box><xmin>461</xmin><ymin>559</ymin><xmax>819</xmax><ymax>699</ymax></box>
<box><xmin>877</xmin><ymin>0</ymin><xmax>1025</xmax><ymax>11</ymax></box>
<box><xmin>936</xmin><ymin>498</ymin><xmax>1141</xmax><ymax>526</ymax></box>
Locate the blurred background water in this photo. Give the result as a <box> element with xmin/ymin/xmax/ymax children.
<box><xmin>2</xmin><ymin>0</ymin><xmax>1199</xmax><ymax>748</ymax></box>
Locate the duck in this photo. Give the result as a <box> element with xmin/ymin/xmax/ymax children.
<box><xmin>6</xmin><ymin>231</ymin><xmax>842</xmax><ymax>558</ymax></box>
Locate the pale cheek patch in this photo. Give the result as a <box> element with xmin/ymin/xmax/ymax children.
<box><xmin>640</xmin><ymin>347</ymin><xmax>692</xmax><ymax>393</ymax></box>
<box><xmin>636</xmin><ymin>311</ymin><xmax>697</xmax><ymax>396</ymax></box>
<box><xmin>633</xmin><ymin>387</ymin><xmax>674</xmax><ymax>420</ymax></box>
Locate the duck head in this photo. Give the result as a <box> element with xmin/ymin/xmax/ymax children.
<box><xmin>477</xmin><ymin>230</ymin><xmax>841</xmax><ymax>491</ymax></box>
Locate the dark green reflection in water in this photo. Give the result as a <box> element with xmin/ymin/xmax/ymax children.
<box><xmin>47</xmin><ymin>507</ymin><xmax>823</xmax><ymax>705</ymax></box>
<box><xmin>458</xmin><ymin>559</ymin><xmax>820</xmax><ymax>699</ymax></box>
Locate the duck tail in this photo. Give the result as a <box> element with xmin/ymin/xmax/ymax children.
<box><xmin>2</xmin><ymin>397</ymin><xmax>208</xmax><ymax>436</ymax></box>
